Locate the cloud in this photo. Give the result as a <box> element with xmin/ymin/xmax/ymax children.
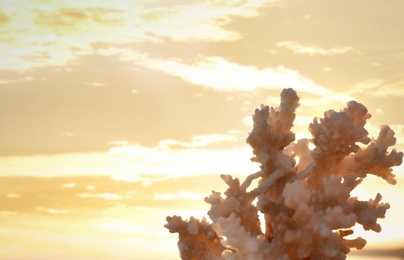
<box><xmin>154</xmin><ymin>191</ymin><xmax>204</xmax><ymax>200</ymax></box>
<box><xmin>6</xmin><ymin>193</ymin><xmax>20</xmax><ymax>199</ymax></box>
<box><xmin>348</xmin><ymin>79</ymin><xmax>404</xmax><ymax>97</ymax></box>
<box><xmin>36</xmin><ymin>207</ymin><xmax>70</xmax><ymax>215</ymax></box>
<box><xmin>35</xmin><ymin>8</ymin><xmax>89</xmax><ymax>27</ymax></box>
<box><xmin>144</xmin><ymin>56</ymin><xmax>342</xmax><ymax>97</ymax></box>
<box><xmin>76</xmin><ymin>193</ymin><xmax>129</xmax><ymax>200</ymax></box>
<box><xmin>0</xmin><ymin>211</ymin><xmax>17</xmax><ymax>216</ymax></box>
<box><xmin>61</xmin><ymin>131</ymin><xmax>74</xmax><ymax>137</ymax></box>
<box><xmin>157</xmin><ymin>133</ymin><xmax>240</xmax><ymax>149</ymax></box>
<box><xmin>278</xmin><ymin>41</ymin><xmax>353</xmax><ymax>55</ymax></box>
<box><xmin>62</xmin><ymin>183</ymin><xmax>76</xmax><ymax>188</ymax></box>
<box><xmin>0</xmin><ymin>77</ymin><xmax>34</xmax><ymax>85</ymax></box>
<box><xmin>86</xmin><ymin>82</ymin><xmax>106</xmax><ymax>87</ymax></box>
<box><xmin>107</xmin><ymin>144</ymin><xmax>151</xmax><ymax>158</ymax></box>
<box><xmin>139</xmin><ymin>0</ymin><xmax>276</xmax><ymax>42</ymax></box>
<box><xmin>0</xmin><ymin>0</ymin><xmax>277</xmax><ymax>71</ymax></box>
<box><xmin>0</xmin><ymin>140</ymin><xmax>258</xmax><ymax>179</ymax></box>
<box><xmin>0</xmin><ymin>10</ymin><xmax>9</xmax><ymax>24</ymax></box>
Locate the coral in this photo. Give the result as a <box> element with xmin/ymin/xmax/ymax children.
<box><xmin>165</xmin><ymin>88</ymin><xmax>403</xmax><ymax>259</ymax></box>
<box><xmin>165</xmin><ymin>215</ymin><xmax>225</xmax><ymax>260</ymax></box>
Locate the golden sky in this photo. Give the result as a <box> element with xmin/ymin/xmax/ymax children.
<box><xmin>0</xmin><ymin>0</ymin><xmax>404</xmax><ymax>259</ymax></box>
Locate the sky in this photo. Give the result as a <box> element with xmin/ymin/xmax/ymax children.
<box><xmin>0</xmin><ymin>0</ymin><xmax>404</xmax><ymax>259</ymax></box>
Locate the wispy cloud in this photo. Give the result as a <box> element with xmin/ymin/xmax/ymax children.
<box><xmin>140</xmin><ymin>0</ymin><xmax>277</xmax><ymax>42</ymax></box>
<box><xmin>278</xmin><ymin>41</ymin><xmax>353</xmax><ymax>55</ymax></box>
<box><xmin>0</xmin><ymin>0</ymin><xmax>276</xmax><ymax>71</ymax></box>
<box><xmin>36</xmin><ymin>207</ymin><xmax>70</xmax><ymax>215</ymax></box>
<box><xmin>154</xmin><ymin>191</ymin><xmax>204</xmax><ymax>200</ymax></box>
<box><xmin>86</xmin><ymin>82</ymin><xmax>106</xmax><ymax>87</ymax></box>
<box><xmin>76</xmin><ymin>193</ymin><xmax>130</xmax><ymax>200</ymax></box>
<box><xmin>144</xmin><ymin>56</ymin><xmax>337</xmax><ymax>97</ymax></box>
<box><xmin>157</xmin><ymin>133</ymin><xmax>240</xmax><ymax>149</ymax></box>
<box><xmin>0</xmin><ymin>140</ymin><xmax>258</xmax><ymax>179</ymax></box>
<box><xmin>348</xmin><ymin>79</ymin><xmax>404</xmax><ymax>97</ymax></box>
<box><xmin>0</xmin><ymin>77</ymin><xmax>35</xmax><ymax>85</ymax></box>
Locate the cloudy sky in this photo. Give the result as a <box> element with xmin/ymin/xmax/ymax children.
<box><xmin>0</xmin><ymin>0</ymin><xmax>404</xmax><ymax>259</ymax></box>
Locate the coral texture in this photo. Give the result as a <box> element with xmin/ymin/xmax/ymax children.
<box><xmin>165</xmin><ymin>88</ymin><xmax>403</xmax><ymax>260</ymax></box>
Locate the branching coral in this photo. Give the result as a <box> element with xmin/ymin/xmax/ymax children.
<box><xmin>165</xmin><ymin>88</ymin><xmax>403</xmax><ymax>259</ymax></box>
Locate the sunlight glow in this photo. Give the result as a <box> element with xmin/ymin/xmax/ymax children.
<box><xmin>154</xmin><ymin>191</ymin><xmax>205</xmax><ymax>200</ymax></box>
<box><xmin>76</xmin><ymin>193</ymin><xmax>129</xmax><ymax>200</ymax></box>
<box><xmin>36</xmin><ymin>207</ymin><xmax>71</xmax><ymax>215</ymax></box>
<box><xmin>92</xmin><ymin>218</ymin><xmax>149</xmax><ymax>235</ymax></box>
<box><xmin>0</xmin><ymin>145</ymin><xmax>259</xmax><ymax>179</ymax></box>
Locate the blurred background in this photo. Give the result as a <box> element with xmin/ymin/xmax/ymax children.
<box><xmin>0</xmin><ymin>0</ymin><xmax>403</xmax><ymax>259</ymax></box>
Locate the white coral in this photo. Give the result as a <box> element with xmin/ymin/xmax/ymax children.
<box><xmin>166</xmin><ymin>88</ymin><xmax>403</xmax><ymax>260</ymax></box>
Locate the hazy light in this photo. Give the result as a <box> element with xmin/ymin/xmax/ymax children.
<box><xmin>76</xmin><ymin>193</ymin><xmax>131</xmax><ymax>200</ymax></box>
<box><xmin>36</xmin><ymin>207</ymin><xmax>70</xmax><ymax>215</ymax></box>
<box><xmin>154</xmin><ymin>191</ymin><xmax>204</xmax><ymax>200</ymax></box>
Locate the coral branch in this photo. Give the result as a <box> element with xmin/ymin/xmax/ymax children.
<box><xmin>165</xmin><ymin>88</ymin><xmax>403</xmax><ymax>260</ymax></box>
<box><xmin>165</xmin><ymin>215</ymin><xmax>225</xmax><ymax>260</ymax></box>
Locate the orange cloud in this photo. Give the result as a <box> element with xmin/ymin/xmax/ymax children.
<box><xmin>0</xmin><ymin>10</ymin><xmax>9</xmax><ymax>24</ymax></box>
